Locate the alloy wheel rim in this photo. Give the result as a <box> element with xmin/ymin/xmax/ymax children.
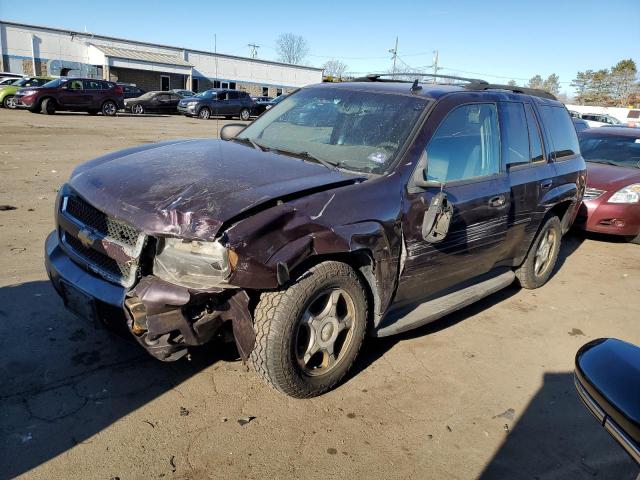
<box><xmin>295</xmin><ymin>288</ymin><xmax>356</xmax><ymax>376</ymax></box>
<box><xmin>7</xmin><ymin>97</ymin><xmax>16</xmax><ymax>108</ymax></box>
<box><xmin>134</xmin><ymin>104</ymin><xmax>143</xmax><ymax>114</ymax></box>
<box><xmin>241</xmin><ymin>110</ymin><xmax>249</xmax><ymax>120</ymax></box>
<box><xmin>104</xmin><ymin>102</ymin><xmax>116</xmax><ymax>115</ymax></box>
<box><xmin>534</xmin><ymin>228</ymin><xmax>557</xmax><ymax>277</ymax></box>
<box><xmin>200</xmin><ymin>109</ymin><xmax>210</xmax><ymax>119</ymax></box>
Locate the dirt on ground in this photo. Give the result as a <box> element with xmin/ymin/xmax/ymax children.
<box><xmin>0</xmin><ymin>109</ymin><xmax>638</xmax><ymax>480</ymax></box>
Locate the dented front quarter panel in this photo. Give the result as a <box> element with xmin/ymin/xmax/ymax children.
<box><xmin>225</xmin><ymin>172</ymin><xmax>406</xmax><ymax>319</ymax></box>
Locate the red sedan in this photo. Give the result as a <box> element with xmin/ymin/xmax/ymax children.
<box><xmin>576</xmin><ymin>127</ymin><xmax>640</xmax><ymax>243</ymax></box>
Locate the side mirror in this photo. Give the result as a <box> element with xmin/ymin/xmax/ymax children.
<box><xmin>575</xmin><ymin>338</ymin><xmax>640</xmax><ymax>464</ymax></box>
<box><xmin>220</xmin><ymin>123</ymin><xmax>247</xmax><ymax>141</ymax></box>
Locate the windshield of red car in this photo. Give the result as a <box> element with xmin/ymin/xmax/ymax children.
<box><xmin>579</xmin><ymin>134</ymin><xmax>640</xmax><ymax>168</ymax></box>
<box><xmin>237</xmin><ymin>87</ymin><xmax>429</xmax><ymax>174</ymax></box>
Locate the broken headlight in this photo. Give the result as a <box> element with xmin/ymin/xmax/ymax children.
<box><xmin>153</xmin><ymin>238</ymin><xmax>233</xmax><ymax>289</ymax></box>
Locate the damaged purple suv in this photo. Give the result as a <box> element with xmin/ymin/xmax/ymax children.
<box><xmin>45</xmin><ymin>75</ymin><xmax>585</xmax><ymax>397</ymax></box>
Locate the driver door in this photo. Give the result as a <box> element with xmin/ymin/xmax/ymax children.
<box><xmin>396</xmin><ymin>99</ymin><xmax>510</xmax><ymax>305</ymax></box>
<box><xmin>58</xmin><ymin>79</ymin><xmax>89</xmax><ymax>108</ymax></box>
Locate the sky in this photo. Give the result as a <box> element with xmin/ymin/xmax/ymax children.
<box><xmin>1</xmin><ymin>0</ymin><xmax>638</xmax><ymax>94</ymax></box>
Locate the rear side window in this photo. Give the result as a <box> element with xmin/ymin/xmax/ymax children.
<box><xmin>538</xmin><ymin>106</ymin><xmax>580</xmax><ymax>159</ymax></box>
<box><xmin>228</xmin><ymin>91</ymin><xmax>239</xmax><ymax>100</ymax></box>
<box><xmin>500</xmin><ymin>102</ymin><xmax>530</xmax><ymax>167</ymax></box>
<box><xmin>426</xmin><ymin>103</ymin><xmax>500</xmax><ymax>182</ymax></box>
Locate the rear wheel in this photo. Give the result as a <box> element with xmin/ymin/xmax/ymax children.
<box><xmin>198</xmin><ymin>107</ymin><xmax>211</xmax><ymax>120</ymax></box>
<box><xmin>101</xmin><ymin>100</ymin><xmax>117</xmax><ymax>116</ymax></box>
<box><xmin>251</xmin><ymin>261</ymin><xmax>367</xmax><ymax>398</ymax></box>
<box><xmin>41</xmin><ymin>98</ymin><xmax>56</xmax><ymax>115</ymax></box>
<box><xmin>515</xmin><ymin>215</ymin><xmax>562</xmax><ymax>289</ymax></box>
<box><xmin>239</xmin><ymin>108</ymin><xmax>250</xmax><ymax>121</ymax></box>
<box><xmin>3</xmin><ymin>95</ymin><xmax>17</xmax><ymax>109</ymax></box>
<box><xmin>132</xmin><ymin>103</ymin><xmax>145</xmax><ymax>115</ymax></box>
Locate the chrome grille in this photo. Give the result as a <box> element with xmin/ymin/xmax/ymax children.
<box><xmin>584</xmin><ymin>187</ymin><xmax>605</xmax><ymax>200</ymax></box>
<box><xmin>59</xmin><ymin>193</ymin><xmax>145</xmax><ymax>287</ymax></box>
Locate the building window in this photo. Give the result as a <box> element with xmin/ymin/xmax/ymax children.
<box><xmin>229</xmin><ymin>82</ymin><xmax>236</xmax><ymax>90</ymax></box>
<box><xmin>161</xmin><ymin>75</ymin><xmax>170</xmax><ymax>91</ymax></box>
<box><xmin>192</xmin><ymin>78</ymin><xmax>199</xmax><ymax>93</ymax></box>
<box><xmin>262</xmin><ymin>86</ymin><xmax>269</xmax><ymax>97</ymax></box>
<box><xmin>276</xmin><ymin>88</ymin><xmax>283</xmax><ymax>96</ymax></box>
<box><xmin>213</xmin><ymin>80</ymin><xmax>221</xmax><ymax>88</ymax></box>
<box><xmin>221</xmin><ymin>81</ymin><xmax>230</xmax><ymax>89</ymax></box>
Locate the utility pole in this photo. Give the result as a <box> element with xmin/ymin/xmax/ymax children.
<box><xmin>248</xmin><ymin>43</ymin><xmax>260</xmax><ymax>59</ymax></box>
<box><xmin>431</xmin><ymin>50</ymin><xmax>441</xmax><ymax>82</ymax></box>
<box><xmin>388</xmin><ymin>37</ymin><xmax>398</xmax><ymax>77</ymax></box>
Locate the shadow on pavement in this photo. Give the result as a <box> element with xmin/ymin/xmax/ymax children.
<box><xmin>479</xmin><ymin>372</ymin><xmax>638</xmax><ymax>479</ymax></box>
<box><xmin>0</xmin><ymin>280</ymin><xmax>230</xmax><ymax>479</ymax></box>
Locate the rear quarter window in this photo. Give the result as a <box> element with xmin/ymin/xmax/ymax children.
<box><xmin>538</xmin><ymin>106</ymin><xmax>580</xmax><ymax>160</ymax></box>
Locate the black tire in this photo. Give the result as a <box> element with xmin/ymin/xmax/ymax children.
<box><xmin>132</xmin><ymin>103</ymin><xmax>145</xmax><ymax>115</ymax></box>
<box><xmin>515</xmin><ymin>216</ymin><xmax>562</xmax><ymax>289</ymax></box>
<box><xmin>3</xmin><ymin>95</ymin><xmax>17</xmax><ymax>109</ymax></box>
<box><xmin>198</xmin><ymin>107</ymin><xmax>211</xmax><ymax>120</ymax></box>
<box><xmin>41</xmin><ymin>98</ymin><xmax>56</xmax><ymax>115</ymax></box>
<box><xmin>239</xmin><ymin>108</ymin><xmax>250</xmax><ymax>121</ymax></box>
<box><xmin>251</xmin><ymin>261</ymin><xmax>368</xmax><ymax>398</ymax></box>
<box><xmin>101</xmin><ymin>100</ymin><xmax>117</xmax><ymax>116</ymax></box>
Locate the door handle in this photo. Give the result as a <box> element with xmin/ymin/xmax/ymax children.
<box><xmin>540</xmin><ymin>179</ymin><xmax>553</xmax><ymax>190</ymax></box>
<box><xmin>488</xmin><ymin>195</ymin><xmax>506</xmax><ymax>208</ymax></box>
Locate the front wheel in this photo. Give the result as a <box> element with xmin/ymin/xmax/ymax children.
<box><xmin>239</xmin><ymin>108</ymin><xmax>251</xmax><ymax>121</ymax></box>
<box><xmin>251</xmin><ymin>261</ymin><xmax>368</xmax><ymax>398</ymax></box>
<box><xmin>515</xmin><ymin>215</ymin><xmax>562</xmax><ymax>289</ymax></box>
<box><xmin>101</xmin><ymin>100</ymin><xmax>117</xmax><ymax>116</ymax></box>
<box><xmin>3</xmin><ymin>95</ymin><xmax>17</xmax><ymax>109</ymax></box>
<box><xmin>198</xmin><ymin>107</ymin><xmax>211</xmax><ymax>120</ymax></box>
<box><xmin>132</xmin><ymin>103</ymin><xmax>145</xmax><ymax>115</ymax></box>
<box><xmin>41</xmin><ymin>98</ymin><xmax>56</xmax><ymax>115</ymax></box>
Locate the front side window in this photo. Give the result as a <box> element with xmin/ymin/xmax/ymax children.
<box><xmin>425</xmin><ymin>103</ymin><xmax>500</xmax><ymax>182</ymax></box>
<box><xmin>237</xmin><ymin>87</ymin><xmax>428</xmax><ymax>174</ymax></box>
<box><xmin>539</xmin><ymin>106</ymin><xmax>580</xmax><ymax>159</ymax></box>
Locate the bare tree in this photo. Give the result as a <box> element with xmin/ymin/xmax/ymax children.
<box><xmin>322</xmin><ymin>59</ymin><xmax>349</xmax><ymax>79</ymax></box>
<box><xmin>276</xmin><ymin>33</ymin><xmax>310</xmax><ymax>65</ymax></box>
<box><xmin>507</xmin><ymin>80</ymin><xmax>517</xmax><ymax>87</ymax></box>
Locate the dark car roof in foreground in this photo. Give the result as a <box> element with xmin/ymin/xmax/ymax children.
<box><xmin>307</xmin><ymin>81</ymin><xmax>563</xmax><ymax>105</ymax></box>
<box><xmin>579</xmin><ymin>127</ymin><xmax>640</xmax><ymax>138</ymax></box>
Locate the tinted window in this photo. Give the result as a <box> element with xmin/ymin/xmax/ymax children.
<box><xmin>525</xmin><ymin>104</ymin><xmax>544</xmax><ymax>162</ymax></box>
<box><xmin>579</xmin><ymin>134</ymin><xmax>640</xmax><ymax>168</ymax></box>
<box><xmin>228</xmin><ymin>91</ymin><xmax>239</xmax><ymax>100</ymax></box>
<box><xmin>83</xmin><ymin>80</ymin><xmax>103</xmax><ymax>90</ymax></box>
<box><xmin>426</xmin><ymin>103</ymin><xmax>500</xmax><ymax>182</ymax></box>
<box><xmin>501</xmin><ymin>102</ymin><xmax>530</xmax><ymax>167</ymax></box>
<box><xmin>68</xmin><ymin>80</ymin><xmax>83</xmax><ymax>90</ymax></box>
<box><xmin>538</xmin><ymin>106</ymin><xmax>580</xmax><ymax>159</ymax></box>
<box><xmin>217</xmin><ymin>92</ymin><xmax>227</xmax><ymax>101</ymax></box>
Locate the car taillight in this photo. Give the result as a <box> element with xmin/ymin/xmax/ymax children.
<box><xmin>114</xmin><ymin>86</ymin><xmax>123</xmax><ymax>94</ymax></box>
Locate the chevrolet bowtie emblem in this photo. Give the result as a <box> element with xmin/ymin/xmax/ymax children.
<box><xmin>77</xmin><ymin>228</ymin><xmax>96</xmax><ymax>248</ymax></box>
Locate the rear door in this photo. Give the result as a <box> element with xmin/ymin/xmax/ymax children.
<box><xmin>498</xmin><ymin>100</ymin><xmax>556</xmax><ymax>261</ymax></box>
<box><xmin>397</xmin><ymin>97</ymin><xmax>510</xmax><ymax>305</ymax></box>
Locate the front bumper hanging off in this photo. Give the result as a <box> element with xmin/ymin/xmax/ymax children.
<box><xmin>45</xmin><ymin>231</ymin><xmax>255</xmax><ymax>361</ymax></box>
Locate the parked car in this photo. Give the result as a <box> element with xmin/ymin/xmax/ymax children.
<box><xmin>568</xmin><ymin>110</ymin><xmax>582</xmax><ymax>118</ymax></box>
<box><xmin>582</xmin><ymin>113</ymin><xmax>624</xmax><ymax>128</ymax></box>
<box><xmin>0</xmin><ymin>76</ymin><xmax>24</xmax><ymax>86</ymax></box>
<box><xmin>573</xmin><ymin>117</ymin><xmax>590</xmax><ymax>132</ymax></box>
<box><xmin>575</xmin><ymin>127</ymin><xmax>640</xmax><ymax>243</ymax></box>
<box><xmin>264</xmin><ymin>94</ymin><xmax>287</xmax><ymax>111</ymax></box>
<box><xmin>15</xmin><ymin>77</ymin><xmax>125</xmax><ymax>116</ymax></box>
<box><xmin>170</xmin><ymin>89</ymin><xmax>196</xmax><ymax>98</ymax></box>
<box><xmin>177</xmin><ymin>88</ymin><xmax>254</xmax><ymax>120</ymax></box>
<box><xmin>124</xmin><ymin>91</ymin><xmax>181</xmax><ymax>114</ymax></box>
<box><xmin>0</xmin><ymin>76</ymin><xmax>53</xmax><ymax>109</ymax></box>
<box><xmin>118</xmin><ymin>83</ymin><xmax>146</xmax><ymax>99</ymax></box>
<box><xmin>575</xmin><ymin>338</ymin><xmax>640</xmax><ymax>465</ymax></box>
<box><xmin>251</xmin><ymin>96</ymin><xmax>274</xmax><ymax>116</ymax></box>
<box><xmin>0</xmin><ymin>71</ymin><xmax>24</xmax><ymax>80</ymax></box>
<box><xmin>45</xmin><ymin>77</ymin><xmax>585</xmax><ymax>397</ymax></box>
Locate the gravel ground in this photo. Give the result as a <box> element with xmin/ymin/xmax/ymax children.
<box><xmin>0</xmin><ymin>109</ymin><xmax>638</xmax><ymax>480</ymax></box>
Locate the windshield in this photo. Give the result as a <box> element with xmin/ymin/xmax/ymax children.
<box><xmin>237</xmin><ymin>87</ymin><xmax>429</xmax><ymax>173</ymax></box>
<box><xmin>195</xmin><ymin>90</ymin><xmax>215</xmax><ymax>99</ymax></box>
<box><xmin>137</xmin><ymin>92</ymin><xmax>156</xmax><ymax>100</ymax></box>
<box><xmin>42</xmin><ymin>78</ymin><xmax>67</xmax><ymax>88</ymax></box>
<box><xmin>12</xmin><ymin>78</ymin><xmax>33</xmax><ymax>87</ymax></box>
<box><xmin>579</xmin><ymin>134</ymin><xmax>640</xmax><ymax>168</ymax></box>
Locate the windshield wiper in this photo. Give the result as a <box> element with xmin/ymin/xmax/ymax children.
<box><xmin>230</xmin><ymin>137</ymin><xmax>268</xmax><ymax>152</ymax></box>
<box><xmin>270</xmin><ymin>148</ymin><xmax>341</xmax><ymax>170</ymax></box>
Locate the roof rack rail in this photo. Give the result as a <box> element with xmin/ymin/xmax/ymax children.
<box><xmin>464</xmin><ymin>82</ymin><xmax>557</xmax><ymax>100</ymax></box>
<box><xmin>354</xmin><ymin>73</ymin><xmax>488</xmax><ymax>84</ymax></box>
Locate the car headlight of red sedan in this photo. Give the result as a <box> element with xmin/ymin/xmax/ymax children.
<box><xmin>608</xmin><ymin>184</ymin><xmax>640</xmax><ymax>204</ymax></box>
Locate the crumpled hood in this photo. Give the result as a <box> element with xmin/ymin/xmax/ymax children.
<box><xmin>586</xmin><ymin>162</ymin><xmax>640</xmax><ymax>190</ymax></box>
<box><xmin>68</xmin><ymin>139</ymin><xmax>361</xmax><ymax>239</ymax></box>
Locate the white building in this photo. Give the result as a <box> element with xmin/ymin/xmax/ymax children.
<box><xmin>0</xmin><ymin>20</ymin><xmax>323</xmax><ymax>97</ymax></box>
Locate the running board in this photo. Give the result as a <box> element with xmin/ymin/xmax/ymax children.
<box><xmin>374</xmin><ymin>270</ymin><xmax>516</xmax><ymax>337</ymax></box>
